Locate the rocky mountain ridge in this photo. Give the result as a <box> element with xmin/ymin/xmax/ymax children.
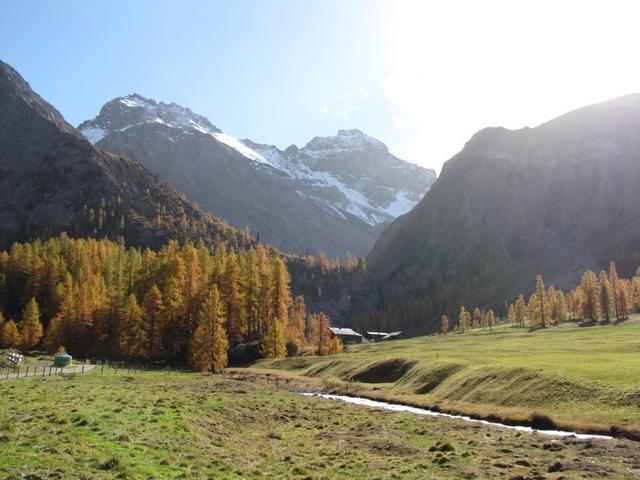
<box><xmin>79</xmin><ymin>95</ymin><xmax>436</xmax><ymax>256</ymax></box>
<box><xmin>364</xmin><ymin>92</ymin><xmax>640</xmax><ymax>332</ymax></box>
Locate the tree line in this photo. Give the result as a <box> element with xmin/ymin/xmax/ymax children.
<box><xmin>442</xmin><ymin>261</ymin><xmax>639</xmax><ymax>333</ymax></box>
<box><xmin>0</xmin><ymin>235</ymin><xmax>343</xmax><ymax>372</ymax></box>
<box><xmin>358</xmin><ymin>260</ymin><xmax>640</xmax><ymax>336</ymax></box>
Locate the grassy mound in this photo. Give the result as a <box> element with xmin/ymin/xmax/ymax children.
<box><xmin>349</xmin><ymin>358</ymin><xmax>417</xmax><ymax>383</ymax></box>
<box><xmin>404</xmin><ymin>363</ymin><xmax>463</xmax><ymax>394</ymax></box>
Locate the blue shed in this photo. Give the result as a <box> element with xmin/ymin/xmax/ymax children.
<box><xmin>53</xmin><ymin>354</ymin><xmax>72</xmax><ymax>367</ymax></box>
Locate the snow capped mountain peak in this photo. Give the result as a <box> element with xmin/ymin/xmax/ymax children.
<box><xmin>118</xmin><ymin>93</ymin><xmax>155</xmax><ymax>109</ymax></box>
<box><xmin>78</xmin><ymin>95</ymin><xmax>278</xmax><ymax>166</ymax></box>
<box><xmin>243</xmin><ymin>132</ymin><xmax>436</xmax><ymax>227</ymax></box>
<box><xmin>303</xmin><ymin>129</ymin><xmax>388</xmax><ymax>156</ymax></box>
<box><xmin>78</xmin><ymin>93</ymin><xmax>222</xmax><ymax>144</ymax></box>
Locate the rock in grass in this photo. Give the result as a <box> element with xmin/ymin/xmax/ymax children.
<box><xmin>99</xmin><ymin>458</ymin><xmax>120</xmax><ymax>470</ymax></box>
<box><xmin>548</xmin><ymin>461</ymin><xmax>563</xmax><ymax>472</ymax></box>
<box><xmin>429</xmin><ymin>441</ymin><xmax>455</xmax><ymax>452</ymax></box>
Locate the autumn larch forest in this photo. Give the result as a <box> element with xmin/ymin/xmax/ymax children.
<box><xmin>0</xmin><ymin>235</ymin><xmax>344</xmax><ymax>372</ymax></box>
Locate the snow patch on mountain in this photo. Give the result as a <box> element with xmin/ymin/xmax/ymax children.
<box><xmin>81</xmin><ymin>126</ymin><xmax>106</xmax><ymax>144</ymax></box>
<box><xmin>382</xmin><ymin>190</ymin><xmax>415</xmax><ymax>217</ymax></box>
<box><xmin>119</xmin><ymin>96</ymin><xmax>148</xmax><ymax>109</ymax></box>
<box><xmin>247</xmin><ymin>141</ymin><xmax>425</xmax><ymax>226</ymax></box>
<box><xmin>211</xmin><ymin>133</ymin><xmax>273</xmax><ymax>166</ymax></box>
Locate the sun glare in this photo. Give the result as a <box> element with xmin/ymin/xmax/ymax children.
<box><xmin>383</xmin><ymin>0</ymin><xmax>640</xmax><ymax>171</ymax></box>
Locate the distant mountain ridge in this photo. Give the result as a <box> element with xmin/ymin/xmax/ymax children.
<box><xmin>364</xmin><ymin>92</ymin><xmax>640</xmax><ymax>332</ymax></box>
<box><xmin>0</xmin><ymin>60</ymin><xmax>250</xmax><ymax>251</ymax></box>
<box><xmin>79</xmin><ymin>95</ymin><xmax>436</xmax><ymax>256</ymax></box>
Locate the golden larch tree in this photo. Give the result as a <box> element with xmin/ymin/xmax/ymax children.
<box><xmin>458</xmin><ymin>306</ymin><xmax>470</xmax><ymax>332</ymax></box>
<box><xmin>224</xmin><ymin>253</ymin><xmax>245</xmax><ymax>347</ymax></box>
<box><xmin>552</xmin><ymin>290</ymin><xmax>568</xmax><ymax>324</ymax></box>
<box><xmin>328</xmin><ymin>336</ymin><xmax>344</xmax><ymax>355</ymax></box>
<box><xmin>0</xmin><ymin>320</ymin><xmax>21</xmax><ymax>349</ymax></box>
<box><xmin>270</xmin><ymin>257</ymin><xmax>291</xmax><ymax>331</ymax></box>
<box><xmin>609</xmin><ymin>262</ymin><xmax>620</xmax><ymax>321</ymax></box>
<box><xmin>20</xmin><ymin>297</ymin><xmax>44</xmax><ymax>350</ymax></box>
<box><xmin>534</xmin><ymin>274</ymin><xmax>547</xmax><ymax>327</ymax></box>
<box><xmin>143</xmin><ymin>284</ymin><xmax>164</xmax><ymax>361</ymax></box>
<box><xmin>256</xmin><ymin>244</ymin><xmax>272</xmax><ymax>334</ymax></box>
<box><xmin>598</xmin><ymin>271</ymin><xmax>613</xmax><ymax>322</ymax></box>
<box><xmin>580</xmin><ymin>271</ymin><xmax>600</xmax><ymax>322</ymax></box>
<box><xmin>287</xmin><ymin>295</ymin><xmax>307</xmax><ymax>352</ymax></box>
<box><xmin>614</xmin><ymin>279</ymin><xmax>629</xmax><ymax>320</ymax></box>
<box><xmin>441</xmin><ymin>314</ymin><xmax>449</xmax><ymax>334</ymax></box>
<box><xmin>244</xmin><ymin>248</ymin><xmax>261</xmax><ymax>336</ymax></box>
<box><xmin>306</xmin><ymin>312</ymin><xmax>332</xmax><ymax>355</ymax></box>
<box><xmin>162</xmin><ymin>276</ymin><xmax>185</xmax><ymax>360</ymax></box>
<box><xmin>119</xmin><ymin>294</ymin><xmax>144</xmax><ymax>359</ymax></box>
<box><xmin>262</xmin><ymin>316</ymin><xmax>286</xmax><ymax>359</ymax></box>
<box><xmin>190</xmin><ymin>285</ymin><xmax>228</xmax><ymax>373</ymax></box>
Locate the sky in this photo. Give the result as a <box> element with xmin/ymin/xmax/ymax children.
<box><xmin>2</xmin><ymin>0</ymin><xmax>640</xmax><ymax>173</ymax></box>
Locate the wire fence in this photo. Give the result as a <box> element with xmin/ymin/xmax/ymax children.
<box><xmin>0</xmin><ymin>360</ymin><xmax>161</xmax><ymax>381</ymax></box>
<box><xmin>0</xmin><ymin>363</ymin><xmax>94</xmax><ymax>380</ymax></box>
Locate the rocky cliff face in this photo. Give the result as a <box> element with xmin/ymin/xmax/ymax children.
<box><xmin>0</xmin><ymin>61</ymin><xmax>250</xmax><ymax>251</ymax></box>
<box><xmin>366</xmin><ymin>93</ymin><xmax>640</xmax><ymax>323</ymax></box>
<box><xmin>79</xmin><ymin>96</ymin><xmax>436</xmax><ymax>257</ymax></box>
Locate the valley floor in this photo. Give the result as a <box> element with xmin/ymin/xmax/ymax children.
<box><xmin>247</xmin><ymin>315</ymin><xmax>640</xmax><ymax>437</ymax></box>
<box><xmin>1</xmin><ymin>370</ymin><xmax>639</xmax><ymax>479</ymax></box>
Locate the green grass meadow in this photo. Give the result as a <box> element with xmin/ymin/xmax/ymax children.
<box><xmin>1</xmin><ymin>369</ymin><xmax>639</xmax><ymax>479</ymax></box>
<box><xmin>251</xmin><ymin>316</ymin><xmax>640</xmax><ymax>433</ymax></box>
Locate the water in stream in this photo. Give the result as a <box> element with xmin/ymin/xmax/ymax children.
<box><xmin>301</xmin><ymin>392</ymin><xmax>613</xmax><ymax>441</ymax></box>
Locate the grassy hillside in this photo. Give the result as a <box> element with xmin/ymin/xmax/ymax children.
<box><xmin>249</xmin><ymin>316</ymin><xmax>640</xmax><ymax>435</ymax></box>
<box><xmin>1</xmin><ymin>370</ymin><xmax>639</xmax><ymax>479</ymax></box>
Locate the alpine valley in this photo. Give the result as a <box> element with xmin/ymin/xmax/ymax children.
<box><xmin>4</xmin><ymin>5</ymin><xmax>640</xmax><ymax>480</ymax></box>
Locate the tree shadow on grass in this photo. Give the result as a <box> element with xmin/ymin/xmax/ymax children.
<box><xmin>527</xmin><ymin>324</ymin><xmax>547</xmax><ymax>333</ymax></box>
<box><xmin>612</xmin><ymin>316</ymin><xmax>630</xmax><ymax>325</ymax></box>
<box><xmin>577</xmin><ymin>320</ymin><xmax>598</xmax><ymax>328</ymax></box>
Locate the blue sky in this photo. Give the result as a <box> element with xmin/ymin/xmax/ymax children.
<box><xmin>1</xmin><ymin>1</ymin><xmax>396</xmax><ymax>158</ymax></box>
<box><xmin>2</xmin><ymin>1</ymin><xmax>640</xmax><ymax>172</ymax></box>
